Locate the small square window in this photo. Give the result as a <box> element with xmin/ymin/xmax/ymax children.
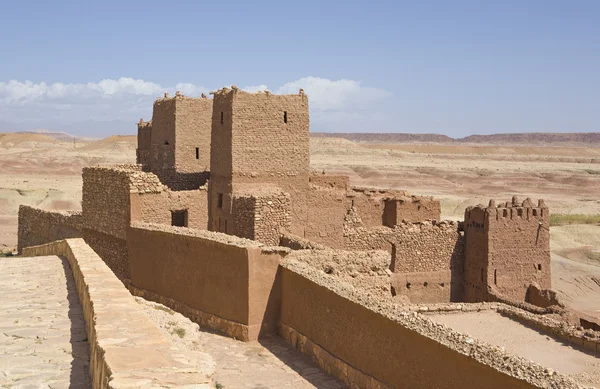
<box><xmin>171</xmin><ymin>210</ymin><xmax>188</xmax><ymax>227</ymax></box>
<box><xmin>284</xmin><ymin>111</ymin><xmax>288</xmax><ymax>124</ymax></box>
<box><xmin>195</xmin><ymin>147</ymin><xmax>199</xmax><ymax>159</ymax></box>
<box><xmin>217</xmin><ymin>193</ymin><xmax>223</xmax><ymax>209</ymax></box>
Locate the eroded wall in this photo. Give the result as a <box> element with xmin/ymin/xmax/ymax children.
<box><xmin>279</xmin><ymin>261</ymin><xmax>545</xmax><ymax>389</ymax></box>
<box><xmin>17</xmin><ymin>206</ymin><xmax>83</xmax><ymax>252</ymax></box>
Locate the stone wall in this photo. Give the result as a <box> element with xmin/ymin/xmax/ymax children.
<box><xmin>231</xmin><ymin>185</ymin><xmax>291</xmax><ymax>245</ymax></box>
<box><xmin>82</xmin><ymin>166</ymin><xmax>134</xmax><ymax>240</ymax></box>
<box><xmin>22</xmin><ymin>239</ymin><xmax>215</xmax><ymax>389</ymax></box>
<box><xmin>279</xmin><ymin>259</ymin><xmax>581</xmax><ymax>389</ymax></box>
<box><xmin>127</xmin><ymin>222</ymin><xmax>284</xmax><ymax>341</ymax></box>
<box><xmin>286</xmin><ymin>249</ymin><xmax>392</xmax><ymax>299</ymax></box>
<box><xmin>17</xmin><ymin>205</ymin><xmax>83</xmax><ymax>252</ymax></box>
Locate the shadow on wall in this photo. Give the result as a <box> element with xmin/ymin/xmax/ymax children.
<box><xmin>147</xmin><ymin>168</ymin><xmax>210</xmax><ymax>191</ymax></box>
<box><xmin>59</xmin><ymin>257</ymin><xmax>92</xmax><ymax>389</ymax></box>
<box><xmin>451</xmin><ymin>237</ymin><xmax>465</xmax><ymax>302</ymax></box>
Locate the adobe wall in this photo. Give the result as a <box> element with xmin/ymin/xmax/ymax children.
<box><xmin>17</xmin><ymin>205</ymin><xmax>83</xmax><ymax>252</ymax></box>
<box><xmin>279</xmin><ymin>260</ymin><xmax>581</xmax><ymax>389</ymax></box>
<box><xmin>148</xmin><ymin>97</ymin><xmax>176</xmax><ymax>170</ymax></box>
<box><xmin>488</xmin><ymin>199</ymin><xmax>551</xmax><ymax>301</ymax></box>
<box><xmin>139</xmin><ymin>94</ymin><xmax>212</xmax><ymax>190</ymax></box>
<box><xmin>127</xmin><ymin>222</ymin><xmax>284</xmax><ymax>340</ymax></box>
<box><xmin>136</xmin><ymin>119</ymin><xmax>152</xmax><ymax>166</ymax></box>
<box><xmin>231</xmin><ymin>185</ymin><xmax>291</xmax><ymax>246</ymax></box>
<box><xmin>304</xmin><ymin>186</ymin><xmax>346</xmax><ymax>247</ymax></box>
<box><xmin>464</xmin><ymin>198</ymin><xmax>551</xmax><ymax>303</ymax></box>
<box><xmin>383</xmin><ymin>195</ymin><xmax>441</xmax><ymax>225</ymax></box>
<box><xmin>172</xmin><ymin>95</ymin><xmax>212</xmax><ymax>173</ymax></box>
<box><xmin>130</xmin><ymin>186</ymin><xmax>209</xmax><ymax>230</ymax></box>
<box><xmin>209</xmin><ymin>88</ymin><xmax>309</xmax><ymax>236</ymax></box>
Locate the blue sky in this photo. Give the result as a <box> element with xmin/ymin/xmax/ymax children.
<box><xmin>0</xmin><ymin>0</ymin><xmax>598</xmax><ymax>136</ymax></box>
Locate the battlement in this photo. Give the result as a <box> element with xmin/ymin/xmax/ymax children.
<box><xmin>137</xmin><ymin>118</ymin><xmax>152</xmax><ymax>130</ymax></box>
<box><xmin>211</xmin><ymin>85</ymin><xmax>306</xmax><ymax>98</ymax></box>
<box><xmin>465</xmin><ymin>197</ymin><xmax>549</xmax><ymax>227</ymax></box>
<box><xmin>153</xmin><ymin>91</ymin><xmax>210</xmax><ymax>105</ymax></box>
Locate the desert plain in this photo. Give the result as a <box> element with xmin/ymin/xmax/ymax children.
<box><xmin>1</xmin><ymin>131</ymin><xmax>599</xmax><ymax>320</ymax></box>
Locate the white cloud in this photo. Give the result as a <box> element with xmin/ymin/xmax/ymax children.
<box><xmin>242</xmin><ymin>84</ymin><xmax>268</xmax><ymax>93</ymax></box>
<box><xmin>0</xmin><ymin>77</ymin><xmax>390</xmax><ymax>134</ymax></box>
<box><xmin>276</xmin><ymin>77</ymin><xmax>390</xmax><ymax>112</ymax></box>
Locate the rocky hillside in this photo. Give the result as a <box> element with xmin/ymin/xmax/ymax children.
<box><xmin>312</xmin><ymin>132</ymin><xmax>600</xmax><ymax>145</ymax></box>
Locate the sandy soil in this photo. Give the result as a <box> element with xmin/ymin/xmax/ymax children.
<box><xmin>427</xmin><ymin>311</ymin><xmax>600</xmax><ymax>387</ymax></box>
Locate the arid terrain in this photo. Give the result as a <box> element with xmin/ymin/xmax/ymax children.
<box><xmin>1</xmin><ymin>131</ymin><xmax>599</xmax><ymax>320</ymax></box>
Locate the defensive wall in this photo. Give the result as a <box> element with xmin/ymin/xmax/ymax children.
<box><xmin>19</xmin><ymin>164</ymin><xmax>209</xmax><ymax>281</ymax></box>
<box><xmin>127</xmin><ymin>222</ymin><xmax>284</xmax><ymax>341</ymax></box>
<box><xmin>22</xmin><ymin>239</ymin><xmax>214</xmax><ymax>389</ymax></box>
<box><xmin>17</xmin><ymin>206</ymin><xmax>83</xmax><ymax>252</ymax></box>
<box><xmin>16</xmin><ymin>205</ymin><xmax>591</xmax><ymax>388</ymax></box>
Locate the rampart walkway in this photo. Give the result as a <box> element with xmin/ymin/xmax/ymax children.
<box><xmin>0</xmin><ymin>255</ymin><xmax>91</xmax><ymax>388</ymax></box>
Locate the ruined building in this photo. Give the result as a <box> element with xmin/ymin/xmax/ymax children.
<box><xmin>17</xmin><ymin>87</ymin><xmax>579</xmax><ymax>389</ymax></box>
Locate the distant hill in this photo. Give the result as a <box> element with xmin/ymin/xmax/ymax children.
<box><xmin>312</xmin><ymin>132</ymin><xmax>600</xmax><ymax>145</ymax></box>
<box><xmin>311</xmin><ymin>133</ymin><xmax>455</xmax><ymax>143</ymax></box>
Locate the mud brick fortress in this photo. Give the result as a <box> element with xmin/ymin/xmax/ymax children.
<box><xmin>17</xmin><ymin>88</ymin><xmax>599</xmax><ymax>388</ymax></box>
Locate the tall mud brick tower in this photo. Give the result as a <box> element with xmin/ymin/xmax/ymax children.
<box><xmin>136</xmin><ymin>92</ymin><xmax>212</xmax><ymax>190</ymax></box>
<box><xmin>463</xmin><ymin>197</ymin><xmax>551</xmax><ymax>302</ymax></box>
<box><xmin>208</xmin><ymin>87</ymin><xmax>309</xmax><ymax>239</ymax></box>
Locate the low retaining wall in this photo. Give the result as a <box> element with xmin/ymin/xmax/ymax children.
<box><xmin>279</xmin><ymin>259</ymin><xmax>583</xmax><ymax>389</ymax></box>
<box><xmin>23</xmin><ymin>239</ymin><xmax>214</xmax><ymax>389</ymax></box>
<box><xmin>18</xmin><ymin>205</ymin><xmax>83</xmax><ymax>252</ymax></box>
<box><xmin>128</xmin><ymin>222</ymin><xmax>285</xmax><ymax>341</ymax></box>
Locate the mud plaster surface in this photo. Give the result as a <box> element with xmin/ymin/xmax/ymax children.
<box><xmin>427</xmin><ymin>310</ymin><xmax>600</xmax><ymax>387</ymax></box>
<box><xmin>135</xmin><ymin>296</ymin><xmax>347</xmax><ymax>389</ymax></box>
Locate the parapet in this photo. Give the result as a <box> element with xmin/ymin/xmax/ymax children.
<box><xmin>137</xmin><ymin>118</ymin><xmax>152</xmax><ymax>130</ymax></box>
<box><xmin>83</xmin><ymin>164</ymin><xmax>166</xmax><ymax>194</ymax></box>
<box><xmin>211</xmin><ymin>86</ymin><xmax>307</xmax><ymax>100</ymax></box>
<box><xmin>464</xmin><ymin>197</ymin><xmax>549</xmax><ymax>226</ymax></box>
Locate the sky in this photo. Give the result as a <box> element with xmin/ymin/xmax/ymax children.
<box><xmin>0</xmin><ymin>0</ymin><xmax>598</xmax><ymax>137</ymax></box>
